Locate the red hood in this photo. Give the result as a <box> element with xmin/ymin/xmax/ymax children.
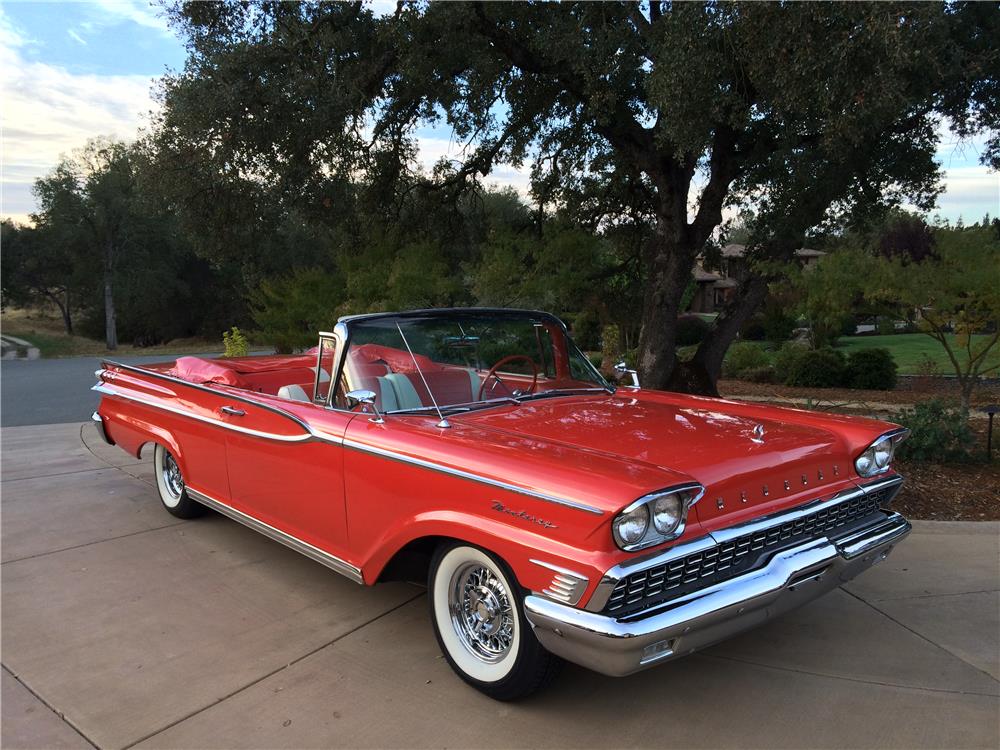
<box><xmin>459</xmin><ymin>391</ymin><xmax>884</xmax><ymax>528</ymax></box>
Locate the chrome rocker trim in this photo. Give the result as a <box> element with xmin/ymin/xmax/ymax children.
<box><xmin>524</xmin><ymin>510</ymin><xmax>911</xmax><ymax>677</ymax></box>
<box><xmin>186</xmin><ymin>488</ymin><xmax>364</xmax><ymax>584</ymax></box>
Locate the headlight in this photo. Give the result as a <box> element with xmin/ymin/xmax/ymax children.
<box><xmin>613</xmin><ymin>505</ymin><xmax>649</xmax><ymax>547</ymax></box>
<box><xmin>855</xmin><ymin>430</ymin><xmax>908</xmax><ymax>477</ymax></box>
<box><xmin>652</xmin><ymin>493</ymin><xmax>683</xmax><ymax>535</ymax></box>
<box><xmin>613</xmin><ymin>483</ymin><xmax>705</xmax><ymax>551</ymax></box>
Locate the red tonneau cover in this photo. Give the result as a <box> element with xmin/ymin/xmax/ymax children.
<box><xmin>168</xmin><ymin>354</ymin><xmax>315</xmax><ymax>387</ymax></box>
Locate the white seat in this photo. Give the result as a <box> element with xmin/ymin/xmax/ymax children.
<box><xmin>277</xmin><ymin>384</ymin><xmax>310</xmax><ymax>402</ymax></box>
<box><xmin>383</xmin><ymin>373</ymin><xmax>423</xmax><ymax>411</ymax></box>
<box><xmin>311</xmin><ymin>366</ymin><xmax>331</xmax><ymax>383</ymax></box>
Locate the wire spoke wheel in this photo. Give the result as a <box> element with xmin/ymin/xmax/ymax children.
<box><xmin>449</xmin><ymin>563</ymin><xmax>515</xmax><ymax>663</ymax></box>
<box><xmin>162</xmin><ymin>451</ymin><xmax>185</xmax><ymax>500</ymax></box>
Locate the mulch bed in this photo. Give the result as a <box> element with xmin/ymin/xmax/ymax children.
<box><xmin>717</xmin><ymin>378</ymin><xmax>1000</xmax><ymax>521</ymax></box>
<box><xmin>892</xmin><ymin>459</ymin><xmax>1000</xmax><ymax>521</ymax></box>
<box><xmin>718</xmin><ymin>378</ymin><xmax>1000</xmax><ymax>410</ymax></box>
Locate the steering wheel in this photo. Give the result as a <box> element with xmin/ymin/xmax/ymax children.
<box><xmin>478</xmin><ymin>355</ymin><xmax>539</xmax><ymax>401</ymax></box>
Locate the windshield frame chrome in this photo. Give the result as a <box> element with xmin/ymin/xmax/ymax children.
<box><xmin>328</xmin><ymin>308</ymin><xmax>613</xmax><ymax>415</ymax></box>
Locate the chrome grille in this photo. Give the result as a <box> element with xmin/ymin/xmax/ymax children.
<box><xmin>604</xmin><ymin>485</ymin><xmax>894</xmax><ymax>617</ymax></box>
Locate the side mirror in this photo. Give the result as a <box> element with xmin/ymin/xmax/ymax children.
<box><xmin>346</xmin><ymin>389</ymin><xmax>383</xmax><ymax>423</ymax></box>
<box><xmin>613</xmin><ymin>361</ymin><xmax>640</xmax><ymax>388</ymax></box>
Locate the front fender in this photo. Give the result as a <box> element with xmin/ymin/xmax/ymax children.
<box><xmin>362</xmin><ymin>510</ymin><xmax>620</xmax><ymax>605</ymax></box>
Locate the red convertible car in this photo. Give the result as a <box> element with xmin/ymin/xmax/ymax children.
<box><xmin>92</xmin><ymin>308</ymin><xmax>911</xmax><ymax>699</ymax></box>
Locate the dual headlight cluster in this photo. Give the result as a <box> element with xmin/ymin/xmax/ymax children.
<box><xmin>612</xmin><ymin>483</ymin><xmax>705</xmax><ymax>552</ymax></box>
<box><xmin>855</xmin><ymin>429</ymin><xmax>909</xmax><ymax>477</ymax></box>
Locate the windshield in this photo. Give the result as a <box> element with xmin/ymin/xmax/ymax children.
<box><xmin>337</xmin><ymin>311</ymin><xmax>610</xmax><ymax>414</ymax></box>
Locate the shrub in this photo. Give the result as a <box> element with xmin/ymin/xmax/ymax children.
<box><xmin>773</xmin><ymin>342</ymin><xmax>809</xmax><ymax>382</ymax></box>
<box><xmin>739</xmin><ymin>315</ymin><xmax>767</xmax><ymax>341</ymax></box>
<box><xmin>845</xmin><ymin>347</ymin><xmax>898</xmax><ymax>390</ymax></box>
<box><xmin>896</xmin><ymin>400</ymin><xmax>978</xmax><ymax>463</ymax></box>
<box><xmin>784</xmin><ymin>347</ymin><xmax>847</xmax><ymax>387</ymax></box>
<box><xmin>222</xmin><ymin>326</ymin><xmax>249</xmax><ymax>358</ymax></box>
<box><xmin>742</xmin><ymin>365</ymin><xmax>778</xmax><ymax>383</ymax></box>
<box><xmin>763</xmin><ymin>306</ymin><xmax>797</xmax><ymax>345</ymax></box>
<box><xmin>724</xmin><ymin>342</ymin><xmax>771</xmax><ymax>378</ymax></box>
<box><xmin>675</xmin><ymin>315</ymin><xmax>711</xmax><ymax>346</ymax></box>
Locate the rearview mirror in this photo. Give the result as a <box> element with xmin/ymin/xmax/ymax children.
<box><xmin>613</xmin><ymin>361</ymin><xmax>640</xmax><ymax>388</ymax></box>
<box><xmin>346</xmin><ymin>389</ymin><xmax>383</xmax><ymax>423</ymax></box>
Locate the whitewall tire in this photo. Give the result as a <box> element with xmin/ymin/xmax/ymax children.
<box><xmin>153</xmin><ymin>444</ymin><xmax>204</xmax><ymax>519</ymax></box>
<box><xmin>429</xmin><ymin>543</ymin><xmax>561</xmax><ymax>700</ymax></box>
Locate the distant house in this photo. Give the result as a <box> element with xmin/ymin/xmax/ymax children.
<box><xmin>689</xmin><ymin>244</ymin><xmax>825</xmax><ymax>314</ymax></box>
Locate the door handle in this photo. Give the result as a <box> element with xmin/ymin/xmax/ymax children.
<box><xmin>220</xmin><ymin>406</ymin><xmax>246</xmax><ymax>417</ymax></box>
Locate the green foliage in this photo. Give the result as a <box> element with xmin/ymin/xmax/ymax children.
<box><xmin>796</xmin><ymin>248</ymin><xmax>878</xmax><ymax>348</ymax></box>
<box><xmin>252</xmin><ymin>269</ymin><xmax>345</xmax><ymax>354</ymax></box>
<box><xmin>865</xmin><ymin>220</ymin><xmax>1000</xmax><ymax>410</ymax></box>
<box><xmin>896</xmin><ymin>400</ymin><xmax>979</xmax><ymax>464</ymax></box>
<box><xmin>845</xmin><ymin>348</ymin><xmax>898</xmax><ymax>390</ymax></box>
<box><xmin>154</xmin><ymin>2</ymin><xmax>997</xmax><ymax>393</ymax></box>
<box><xmin>723</xmin><ymin>342</ymin><xmax>771</xmax><ymax>379</ymax></box>
<box><xmin>600</xmin><ymin>325</ymin><xmax>622</xmax><ymax>372</ymax></box>
<box><xmin>222</xmin><ymin>327</ymin><xmax>250</xmax><ymax>358</ymax></box>
<box><xmin>784</xmin><ymin>347</ymin><xmax>847</xmax><ymax>388</ymax></box>
<box><xmin>675</xmin><ymin>315</ymin><xmax>711</xmax><ymax>347</ymax></box>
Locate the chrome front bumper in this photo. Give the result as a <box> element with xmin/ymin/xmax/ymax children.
<box><xmin>524</xmin><ymin>511</ymin><xmax>911</xmax><ymax>677</ymax></box>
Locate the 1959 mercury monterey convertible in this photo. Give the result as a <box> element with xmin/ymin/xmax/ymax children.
<box><xmin>92</xmin><ymin>308</ymin><xmax>911</xmax><ymax>699</ymax></box>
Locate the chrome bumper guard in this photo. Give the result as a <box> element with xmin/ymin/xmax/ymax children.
<box><xmin>524</xmin><ymin>511</ymin><xmax>911</xmax><ymax>677</ymax></box>
<box><xmin>90</xmin><ymin>411</ymin><xmax>115</xmax><ymax>446</ymax></box>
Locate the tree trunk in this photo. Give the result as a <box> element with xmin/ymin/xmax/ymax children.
<box><xmin>675</xmin><ymin>273</ymin><xmax>771</xmax><ymax>395</ymax></box>
<box><xmin>104</xmin><ymin>270</ymin><xmax>117</xmax><ymax>351</ymax></box>
<box><xmin>44</xmin><ymin>289</ymin><xmax>74</xmax><ymax>335</ymax></box>
<box><xmin>635</xmin><ymin>222</ymin><xmax>697</xmax><ymax>390</ymax></box>
<box><xmin>63</xmin><ymin>288</ymin><xmax>73</xmax><ymax>336</ymax></box>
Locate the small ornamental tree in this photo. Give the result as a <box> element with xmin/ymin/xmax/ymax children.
<box><xmin>867</xmin><ymin>224</ymin><xmax>1000</xmax><ymax>411</ymax></box>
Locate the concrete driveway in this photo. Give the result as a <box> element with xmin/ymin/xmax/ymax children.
<box><xmin>2</xmin><ymin>421</ymin><xmax>998</xmax><ymax>749</ymax></box>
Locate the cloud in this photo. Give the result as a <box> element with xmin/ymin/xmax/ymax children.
<box><xmin>89</xmin><ymin>0</ymin><xmax>171</xmax><ymax>36</ymax></box>
<box><xmin>0</xmin><ymin>8</ymin><xmax>160</xmax><ymax>223</ymax></box>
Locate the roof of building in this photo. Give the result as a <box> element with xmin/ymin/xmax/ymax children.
<box><xmin>721</xmin><ymin>243</ymin><xmax>826</xmax><ymax>259</ymax></box>
<box><xmin>693</xmin><ymin>266</ymin><xmax>722</xmax><ymax>282</ymax></box>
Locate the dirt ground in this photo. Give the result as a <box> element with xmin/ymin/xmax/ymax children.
<box><xmin>718</xmin><ymin>379</ymin><xmax>1000</xmax><ymax>521</ymax></box>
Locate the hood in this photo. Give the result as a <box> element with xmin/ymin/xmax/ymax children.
<box><xmin>460</xmin><ymin>392</ymin><xmax>864</xmax><ymax>527</ymax></box>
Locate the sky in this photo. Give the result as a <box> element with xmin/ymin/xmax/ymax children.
<box><xmin>1</xmin><ymin>0</ymin><xmax>997</xmax><ymax>228</ymax></box>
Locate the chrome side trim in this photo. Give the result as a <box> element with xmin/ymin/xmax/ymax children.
<box><xmin>530</xmin><ymin>559</ymin><xmax>590</xmax><ymax>606</ymax></box>
<box><xmin>341</xmin><ymin>437</ymin><xmax>605</xmax><ymax>515</ymax></box>
<box><xmin>186</xmin><ymin>488</ymin><xmax>363</xmax><ymax>584</ymax></box>
<box><xmin>93</xmin><ymin>383</ymin><xmax>315</xmax><ymax>443</ymax></box>
<box><xmin>93</xmin><ymin>382</ymin><xmax>345</xmax><ymax>446</ymax></box>
<box><xmin>584</xmin><ymin>475</ymin><xmax>905</xmax><ymax>612</ymax></box>
<box><xmin>96</xmin><ymin>379</ymin><xmax>601</xmax><ymax>515</ymax></box>
<box><xmin>100</xmin><ymin>360</ymin><xmax>315</xmax><ymax>432</ymax></box>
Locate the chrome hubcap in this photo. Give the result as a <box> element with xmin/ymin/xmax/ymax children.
<box><xmin>162</xmin><ymin>452</ymin><xmax>184</xmax><ymax>499</ymax></box>
<box><xmin>449</xmin><ymin>563</ymin><xmax>514</xmax><ymax>663</ymax></box>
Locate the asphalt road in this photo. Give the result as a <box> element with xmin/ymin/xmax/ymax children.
<box><xmin>0</xmin><ymin>352</ymin><xmax>221</xmax><ymax>427</ymax></box>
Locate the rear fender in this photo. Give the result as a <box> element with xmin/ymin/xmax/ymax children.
<box><xmin>100</xmin><ymin>405</ymin><xmax>187</xmax><ymax>475</ymax></box>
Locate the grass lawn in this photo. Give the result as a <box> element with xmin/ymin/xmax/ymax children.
<box><xmin>835</xmin><ymin>333</ymin><xmax>1000</xmax><ymax>376</ymax></box>
<box><xmin>1</xmin><ymin>308</ymin><xmax>225</xmax><ymax>358</ymax></box>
